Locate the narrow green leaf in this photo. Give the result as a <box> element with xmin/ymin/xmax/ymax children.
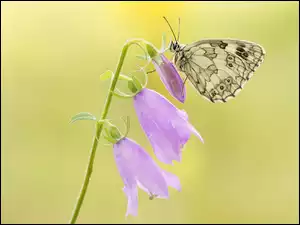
<box><xmin>119</xmin><ymin>74</ymin><xmax>132</xmax><ymax>81</ymax></box>
<box><xmin>136</xmin><ymin>55</ymin><xmax>150</xmax><ymax>60</ymax></box>
<box><xmin>100</xmin><ymin>70</ymin><xmax>131</xmax><ymax>82</ymax></box>
<box><xmin>111</xmin><ymin>90</ymin><xmax>136</xmax><ymax>99</ymax></box>
<box><xmin>146</xmin><ymin>43</ymin><xmax>158</xmax><ymax>59</ymax></box>
<box><xmin>122</xmin><ymin>116</ymin><xmax>130</xmax><ymax>138</ymax></box>
<box><xmin>128</xmin><ymin>80</ymin><xmax>138</xmax><ymax>93</ymax></box>
<box><xmin>70</xmin><ymin>112</ymin><xmax>97</xmax><ymax>123</ymax></box>
<box><xmin>132</xmin><ymin>76</ymin><xmax>142</xmax><ymax>90</ymax></box>
<box><xmin>99</xmin><ymin>70</ymin><xmax>114</xmax><ymax>81</ymax></box>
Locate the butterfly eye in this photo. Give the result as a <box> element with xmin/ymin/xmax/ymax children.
<box><xmin>228</xmin><ymin>63</ymin><xmax>233</xmax><ymax>67</ymax></box>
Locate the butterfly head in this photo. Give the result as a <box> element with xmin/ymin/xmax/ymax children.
<box><xmin>163</xmin><ymin>17</ymin><xmax>182</xmax><ymax>53</ymax></box>
<box><xmin>169</xmin><ymin>41</ymin><xmax>181</xmax><ymax>53</ymax></box>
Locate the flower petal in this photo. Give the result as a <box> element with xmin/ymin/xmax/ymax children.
<box><xmin>136</xmin><ymin>181</ymin><xmax>168</xmax><ymax>200</ymax></box>
<box><xmin>123</xmin><ymin>185</ymin><xmax>138</xmax><ymax>217</ymax></box>
<box><xmin>134</xmin><ymin>89</ymin><xmax>202</xmax><ymax>164</ymax></box>
<box><xmin>161</xmin><ymin>170</ymin><xmax>181</xmax><ymax>191</ymax></box>
<box><xmin>188</xmin><ymin>123</ymin><xmax>204</xmax><ymax>144</ymax></box>
<box><xmin>177</xmin><ymin>109</ymin><xmax>204</xmax><ymax>143</ymax></box>
<box><xmin>114</xmin><ymin>137</ymin><xmax>182</xmax><ymax>216</ymax></box>
<box><xmin>114</xmin><ymin>139</ymin><xmax>136</xmax><ymax>187</ymax></box>
<box><xmin>153</xmin><ymin>54</ymin><xmax>186</xmax><ymax>103</ymax></box>
<box><xmin>114</xmin><ymin>138</ymin><xmax>169</xmax><ymax>197</ymax></box>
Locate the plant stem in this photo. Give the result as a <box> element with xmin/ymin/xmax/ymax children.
<box><xmin>69</xmin><ymin>39</ymin><xmax>142</xmax><ymax>224</ymax></box>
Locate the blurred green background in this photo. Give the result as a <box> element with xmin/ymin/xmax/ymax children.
<box><xmin>1</xmin><ymin>1</ymin><xmax>299</xmax><ymax>224</ymax></box>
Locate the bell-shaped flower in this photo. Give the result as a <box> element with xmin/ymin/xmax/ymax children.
<box><xmin>114</xmin><ymin>137</ymin><xmax>181</xmax><ymax>217</ymax></box>
<box><xmin>110</xmin><ymin>70</ymin><xmax>203</xmax><ymax>165</ymax></box>
<box><xmin>133</xmin><ymin>88</ymin><xmax>204</xmax><ymax>164</ymax></box>
<box><xmin>145</xmin><ymin>43</ymin><xmax>186</xmax><ymax>103</ymax></box>
<box><xmin>152</xmin><ymin>54</ymin><xmax>186</xmax><ymax>103</ymax></box>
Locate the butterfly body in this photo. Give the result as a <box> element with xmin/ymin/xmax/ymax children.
<box><xmin>169</xmin><ymin>39</ymin><xmax>265</xmax><ymax>103</ymax></box>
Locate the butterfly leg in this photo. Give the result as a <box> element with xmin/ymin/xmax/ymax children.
<box><xmin>181</xmin><ymin>75</ymin><xmax>188</xmax><ymax>96</ymax></box>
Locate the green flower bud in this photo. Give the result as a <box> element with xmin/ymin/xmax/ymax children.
<box><xmin>145</xmin><ymin>43</ymin><xmax>159</xmax><ymax>59</ymax></box>
<box><xmin>127</xmin><ymin>76</ymin><xmax>143</xmax><ymax>94</ymax></box>
<box><xmin>109</xmin><ymin>126</ymin><xmax>122</xmax><ymax>140</ymax></box>
<box><xmin>128</xmin><ymin>80</ymin><xmax>138</xmax><ymax>93</ymax></box>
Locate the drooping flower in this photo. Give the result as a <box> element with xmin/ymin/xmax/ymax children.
<box><xmin>145</xmin><ymin>43</ymin><xmax>186</xmax><ymax>103</ymax></box>
<box><xmin>133</xmin><ymin>88</ymin><xmax>204</xmax><ymax>164</ymax></box>
<box><xmin>114</xmin><ymin>137</ymin><xmax>181</xmax><ymax>217</ymax></box>
<box><xmin>152</xmin><ymin>54</ymin><xmax>186</xmax><ymax>103</ymax></box>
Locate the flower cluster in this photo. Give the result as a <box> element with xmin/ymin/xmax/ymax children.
<box><xmin>108</xmin><ymin>43</ymin><xmax>204</xmax><ymax>216</ymax></box>
<box><xmin>71</xmin><ymin>40</ymin><xmax>204</xmax><ymax>219</ymax></box>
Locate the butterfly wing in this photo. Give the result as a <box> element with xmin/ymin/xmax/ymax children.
<box><xmin>174</xmin><ymin>39</ymin><xmax>265</xmax><ymax>103</ymax></box>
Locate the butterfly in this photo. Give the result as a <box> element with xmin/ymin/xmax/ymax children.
<box><xmin>163</xmin><ymin>17</ymin><xmax>266</xmax><ymax>103</ymax></box>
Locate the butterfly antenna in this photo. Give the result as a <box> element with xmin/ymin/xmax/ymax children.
<box><xmin>177</xmin><ymin>17</ymin><xmax>180</xmax><ymax>42</ymax></box>
<box><xmin>163</xmin><ymin>16</ymin><xmax>177</xmax><ymax>43</ymax></box>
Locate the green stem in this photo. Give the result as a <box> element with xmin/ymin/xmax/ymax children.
<box><xmin>69</xmin><ymin>39</ymin><xmax>142</xmax><ymax>224</ymax></box>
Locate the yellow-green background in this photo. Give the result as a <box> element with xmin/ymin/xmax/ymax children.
<box><xmin>1</xmin><ymin>1</ymin><xmax>299</xmax><ymax>224</ymax></box>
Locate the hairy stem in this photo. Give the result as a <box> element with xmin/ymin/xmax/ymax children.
<box><xmin>69</xmin><ymin>39</ymin><xmax>142</xmax><ymax>224</ymax></box>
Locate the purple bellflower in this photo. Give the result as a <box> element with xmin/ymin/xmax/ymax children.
<box><xmin>114</xmin><ymin>137</ymin><xmax>181</xmax><ymax>217</ymax></box>
<box><xmin>146</xmin><ymin>42</ymin><xmax>186</xmax><ymax>103</ymax></box>
<box><xmin>133</xmin><ymin>88</ymin><xmax>204</xmax><ymax>164</ymax></box>
<box><xmin>152</xmin><ymin>54</ymin><xmax>186</xmax><ymax>103</ymax></box>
